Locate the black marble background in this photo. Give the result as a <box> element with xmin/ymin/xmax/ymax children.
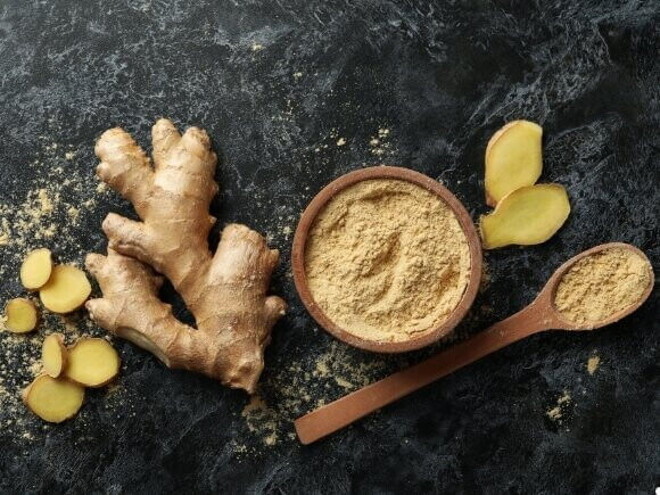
<box><xmin>0</xmin><ymin>1</ymin><xmax>658</xmax><ymax>493</ymax></box>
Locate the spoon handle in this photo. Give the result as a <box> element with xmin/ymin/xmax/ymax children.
<box><xmin>295</xmin><ymin>305</ymin><xmax>545</xmax><ymax>445</ymax></box>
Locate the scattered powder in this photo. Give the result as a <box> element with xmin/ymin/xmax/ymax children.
<box><xmin>315</xmin><ymin>360</ymin><xmax>330</xmax><ymax>377</ymax></box>
<box><xmin>37</xmin><ymin>189</ymin><xmax>53</xmax><ymax>213</ymax></box>
<box><xmin>369</xmin><ymin>128</ymin><xmax>394</xmax><ymax>156</ymax></box>
<box><xmin>67</xmin><ymin>206</ymin><xmax>80</xmax><ymax>222</ymax></box>
<box><xmin>546</xmin><ymin>391</ymin><xmax>572</xmax><ymax>422</ymax></box>
<box><xmin>554</xmin><ymin>247</ymin><xmax>651</xmax><ymax>324</ymax></box>
<box><xmin>305</xmin><ymin>179</ymin><xmax>471</xmax><ymax>343</ymax></box>
<box><xmin>334</xmin><ymin>376</ymin><xmax>354</xmax><ymax>389</ymax></box>
<box><xmin>241</xmin><ymin>395</ymin><xmax>279</xmax><ymax>446</ymax></box>
<box><xmin>263</xmin><ymin>431</ymin><xmax>278</xmax><ymax>446</ymax></box>
<box><xmin>28</xmin><ymin>360</ymin><xmax>42</xmax><ymax>377</ymax></box>
<box><xmin>0</xmin><ymin>150</ymin><xmax>103</xmax><ymax>257</ymax></box>
<box><xmin>238</xmin><ymin>340</ymin><xmax>387</xmax><ymax>447</ymax></box>
<box><xmin>587</xmin><ymin>355</ymin><xmax>601</xmax><ymax>375</ymax></box>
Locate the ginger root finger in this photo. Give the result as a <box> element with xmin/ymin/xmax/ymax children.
<box><xmin>480</xmin><ymin>184</ymin><xmax>570</xmax><ymax>249</ymax></box>
<box><xmin>152</xmin><ymin>118</ymin><xmax>181</xmax><ymax>169</ymax></box>
<box><xmin>39</xmin><ymin>265</ymin><xmax>92</xmax><ymax>314</ymax></box>
<box><xmin>23</xmin><ymin>374</ymin><xmax>84</xmax><ymax>423</ymax></box>
<box><xmin>20</xmin><ymin>248</ymin><xmax>53</xmax><ymax>290</ymax></box>
<box><xmin>4</xmin><ymin>298</ymin><xmax>39</xmax><ymax>333</ymax></box>
<box><xmin>94</xmin><ymin>127</ymin><xmax>154</xmax><ymax>212</ymax></box>
<box><xmin>65</xmin><ymin>338</ymin><xmax>120</xmax><ymax>387</ymax></box>
<box><xmin>485</xmin><ymin>120</ymin><xmax>543</xmax><ymax>206</ymax></box>
<box><xmin>85</xmin><ymin>251</ymin><xmax>195</xmax><ymax>369</ymax></box>
<box><xmin>42</xmin><ymin>333</ymin><xmax>68</xmax><ymax>378</ymax></box>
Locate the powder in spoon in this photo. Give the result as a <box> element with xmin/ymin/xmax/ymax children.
<box><xmin>554</xmin><ymin>247</ymin><xmax>652</xmax><ymax>324</ymax></box>
<box><xmin>304</xmin><ymin>178</ymin><xmax>471</xmax><ymax>343</ymax></box>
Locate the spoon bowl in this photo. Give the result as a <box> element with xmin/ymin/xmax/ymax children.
<box><xmin>520</xmin><ymin>242</ymin><xmax>654</xmax><ymax>332</ymax></box>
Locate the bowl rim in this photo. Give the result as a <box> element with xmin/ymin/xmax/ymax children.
<box><xmin>291</xmin><ymin>165</ymin><xmax>483</xmax><ymax>353</ymax></box>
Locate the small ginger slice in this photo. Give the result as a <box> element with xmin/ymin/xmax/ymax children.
<box><xmin>65</xmin><ymin>338</ymin><xmax>120</xmax><ymax>387</ymax></box>
<box><xmin>480</xmin><ymin>184</ymin><xmax>570</xmax><ymax>249</ymax></box>
<box><xmin>485</xmin><ymin>120</ymin><xmax>543</xmax><ymax>206</ymax></box>
<box><xmin>4</xmin><ymin>298</ymin><xmax>38</xmax><ymax>333</ymax></box>
<box><xmin>42</xmin><ymin>333</ymin><xmax>68</xmax><ymax>378</ymax></box>
<box><xmin>23</xmin><ymin>374</ymin><xmax>84</xmax><ymax>423</ymax></box>
<box><xmin>20</xmin><ymin>248</ymin><xmax>53</xmax><ymax>290</ymax></box>
<box><xmin>39</xmin><ymin>265</ymin><xmax>92</xmax><ymax>313</ymax></box>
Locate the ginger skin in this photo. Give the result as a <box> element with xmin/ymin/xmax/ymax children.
<box><xmin>86</xmin><ymin>119</ymin><xmax>286</xmax><ymax>393</ymax></box>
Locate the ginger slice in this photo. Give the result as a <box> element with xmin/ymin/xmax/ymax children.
<box><xmin>20</xmin><ymin>248</ymin><xmax>53</xmax><ymax>290</ymax></box>
<box><xmin>42</xmin><ymin>333</ymin><xmax>68</xmax><ymax>378</ymax></box>
<box><xmin>4</xmin><ymin>298</ymin><xmax>38</xmax><ymax>333</ymax></box>
<box><xmin>485</xmin><ymin>120</ymin><xmax>543</xmax><ymax>206</ymax></box>
<box><xmin>480</xmin><ymin>184</ymin><xmax>570</xmax><ymax>249</ymax></box>
<box><xmin>39</xmin><ymin>265</ymin><xmax>92</xmax><ymax>314</ymax></box>
<box><xmin>64</xmin><ymin>338</ymin><xmax>120</xmax><ymax>387</ymax></box>
<box><xmin>23</xmin><ymin>374</ymin><xmax>84</xmax><ymax>423</ymax></box>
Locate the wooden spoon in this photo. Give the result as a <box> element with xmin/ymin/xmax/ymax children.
<box><xmin>295</xmin><ymin>242</ymin><xmax>654</xmax><ymax>445</ymax></box>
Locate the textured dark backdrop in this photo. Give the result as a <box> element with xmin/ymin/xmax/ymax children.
<box><xmin>0</xmin><ymin>1</ymin><xmax>658</xmax><ymax>494</ymax></box>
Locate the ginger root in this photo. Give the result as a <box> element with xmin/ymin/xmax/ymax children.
<box><xmin>480</xmin><ymin>184</ymin><xmax>570</xmax><ymax>249</ymax></box>
<box><xmin>86</xmin><ymin>118</ymin><xmax>286</xmax><ymax>393</ymax></box>
<box><xmin>39</xmin><ymin>265</ymin><xmax>92</xmax><ymax>314</ymax></box>
<box><xmin>65</xmin><ymin>338</ymin><xmax>120</xmax><ymax>387</ymax></box>
<box><xmin>4</xmin><ymin>298</ymin><xmax>38</xmax><ymax>333</ymax></box>
<box><xmin>20</xmin><ymin>248</ymin><xmax>53</xmax><ymax>290</ymax></box>
<box><xmin>23</xmin><ymin>374</ymin><xmax>84</xmax><ymax>423</ymax></box>
<box><xmin>485</xmin><ymin>120</ymin><xmax>543</xmax><ymax>206</ymax></box>
<box><xmin>42</xmin><ymin>333</ymin><xmax>68</xmax><ymax>378</ymax></box>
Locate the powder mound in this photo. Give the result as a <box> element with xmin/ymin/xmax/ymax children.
<box><xmin>554</xmin><ymin>247</ymin><xmax>651</xmax><ymax>324</ymax></box>
<box><xmin>305</xmin><ymin>179</ymin><xmax>471</xmax><ymax>343</ymax></box>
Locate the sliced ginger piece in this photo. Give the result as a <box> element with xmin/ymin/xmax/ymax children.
<box><xmin>65</xmin><ymin>338</ymin><xmax>120</xmax><ymax>387</ymax></box>
<box><xmin>20</xmin><ymin>248</ymin><xmax>53</xmax><ymax>290</ymax></box>
<box><xmin>480</xmin><ymin>184</ymin><xmax>570</xmax><ymax>249</ymax></box>
<box><xmin>39</xmin><ymin>265</ymin><xmax>92</xmax><ymax>314</ymax></box>
<box><xmin>4</xmin><ymin>298</ymin><xmax>39</xmax><ymax>333</ymax></box>
<box><xmin>23</xmin><ymin>374</ymin><xmax>84</xmax><ymax>423</ymax></box>
<box><xmin>485</xmin><ymin>120</ymin><xmax>543</xmax><ymax>206</ymax></box>
<box><xmin>42</xmin><ymin>333</ymin><xmax>68</xmax><ymax>378</ymax></box>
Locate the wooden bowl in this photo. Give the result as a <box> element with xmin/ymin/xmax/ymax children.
<box><xmin>291</xmin><ymin>166</ymin><xmax>483</xmax><ymax>353</ymax></box>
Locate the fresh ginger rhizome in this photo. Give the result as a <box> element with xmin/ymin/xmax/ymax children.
<box><xmin>86</xmin><ymin>119</ymin><xmax>286</xmax><ymax>393</ymax></box>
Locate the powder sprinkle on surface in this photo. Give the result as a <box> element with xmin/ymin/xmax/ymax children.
<box><xmin>546</xmin><ymin>390</ymin><xmax>572</xmax><ymax>423</ymax></box>
<box><xmin>587</xmin><ymin>355</ymin><xmax>601</xmax><ymax>375</ymax></box>
<box><xmin>554</xmin><ymin>247</ymin><xmax>651</xmax><ymax>325</ymax></box>
<box><xmin>305</xmin><ymin>178</ymin><xmax>471</xmax><ymax>343</ymax></box>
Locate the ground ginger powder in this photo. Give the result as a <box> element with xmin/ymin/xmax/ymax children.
<box><xmin>304</xmin><ymin>179</ymin><xmax>471</xmax><ymax>343</ymax></box>
<box><xmin>554</xmin><ymin>247</ymin><xmax>651</xmax><ymax>324</ymax></box>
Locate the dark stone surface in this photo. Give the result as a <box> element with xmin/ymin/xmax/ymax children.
<box><xmin>0</xmin><ymin>0</ymin><xmax>658</xmax><ymax>493</ymax></box>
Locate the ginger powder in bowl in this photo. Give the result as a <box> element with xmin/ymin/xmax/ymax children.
<box><xmin>292</xmin><ymin>167</ymin><xmax>482</xmax><ymax>353</ymax></box>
